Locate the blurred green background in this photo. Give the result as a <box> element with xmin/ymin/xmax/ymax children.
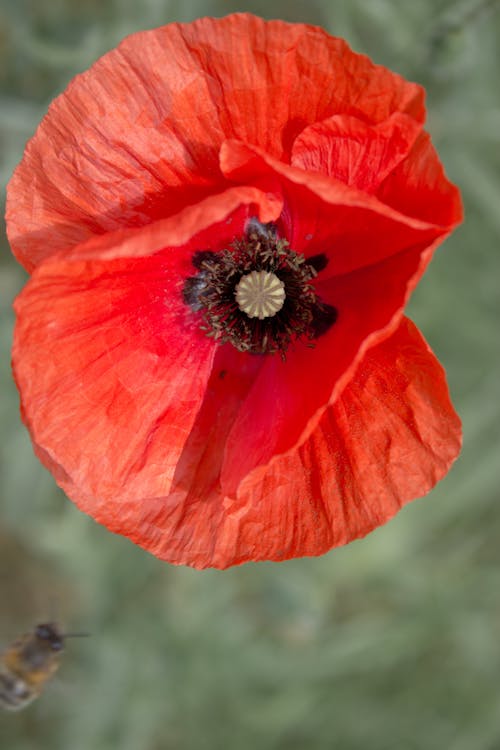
<box><xmin>1</xmin><ymin>1</ymin><xmax>499</xmax><ymax>748</ymax></box>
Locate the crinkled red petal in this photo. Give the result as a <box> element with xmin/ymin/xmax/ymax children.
<box><xmin>218</xmin><ymin>317</ymin><xmax>462</xmax><ymax>567</ymax></box>
<box><xmin>66</xmin><ymin>185</ymin><xmax>283</xmax><ymax>263</ymax></box>
<box><xmin>6</xmin><ymin>14</ymin><xmax>424</xmax><ymax>270</ymax></box>
<box><xmin>376</xmin><ymin>131</ymin><xmax>463</xmax><ymax>226</ymax></box>
<box><xmin>13</xmin><ymin>255</ymin><xmax>216</xmax><ymax>510</ymax></box>
<box><xmin>220</xmin><ymin>139</ymin><xmax>459</xmax><ymax>278</ymax></box>
<box><xmin>12</xmin><ymin>199</ymin><xmax>274</xmax><ymax>513</ymax></box>
<box><xmin>35</xmin><ymin>317</ymin><xmax>458</xmax><ymax>569</ymax></box>
<box><xmin>220</xmin><ymin>236</ymin><xmax>445</xmax><ymax>494</ymax></box>
<box><xmin>291</xmin><ymin>112</ymin><xmax>422</xmax><ymax>192</ymax></box>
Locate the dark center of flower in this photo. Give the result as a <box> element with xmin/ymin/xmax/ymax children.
<box><xmin>182</xmin><ymin>220</ymin><xmax>337</xmax><ymax>355</ymax></box>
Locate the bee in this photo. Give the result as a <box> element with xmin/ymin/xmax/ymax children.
<box><xmin>0</xmin><ymin>622</ymin><xmax>83</xmax><ymax>711</ymax></box>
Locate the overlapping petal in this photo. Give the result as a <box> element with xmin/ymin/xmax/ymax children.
<box><xmin>219</xmin><ymin>317</ymin><xmax>462</xmax><ymax>568</ymax></box>
<box><xmin>47</xmin><ymin>317</ymin><xmax>459</xmax><ymax>569</ymax></box>
<box><xmin>12</xmin><ymin>198</ymin><xmax>276</xmax><ymax>512</ymax></box>
<box><xmin>7</xmin><ymin>14</ymin><xmax>425</xmax><ymax>270</ymax></box>
<box><xmin>220</xmin><ymin>139</ymin><xmax>459</xmax><ymax>276</ymax></box>
<box><xmin>377</xmin><ymin>131</ymin><xmax>463</xmax><ymax>226</ymax></box>
<box><xmin>13</xmin><ymin>255</ymin><xmax>215</xmax><ymax>513</ymax></box>
<box><xmin>291</xmin><ymin>112</ymin><xmax>423</xmax><ymax>192</ymax></box>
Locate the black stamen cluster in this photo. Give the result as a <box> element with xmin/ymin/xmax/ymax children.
<box><xmin>183</xmin><ymin>222</ymin><xmax>337</xmax><ymax>356</ymax></box>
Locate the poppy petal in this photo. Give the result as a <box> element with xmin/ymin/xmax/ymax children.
<box><xmin>66</xmin><ymin>185</ymin><xmax>283</xmax><ymax>263</ymax></box>
<box><xmin>7</xmin><ymin>14</ymin><xmax>424</xmax><ymax>271</ymax></box>
<box><xmin>221</xmin><ymin>139</ymin><xmax>455</xmax><ymax>276</ymax></box>
<box><xmin>72</xmin><ymin>316</ymin><xmax>459</xmax><ymax>569</ymax></box>
<box><xmin>221</xmin><ymin>317</ymin><xmax>462</xmax><ymax>567</ymax></box>
<box><xmin>35</xmin><ymin>316</ymin><xmax>459</xmax><ymax>570</ymax></box>
<box><xmin>219</xmin><ymin>235</ymin><xmax>444</xmax><ymax>494</ymax></box>
<box><xmin>291</xmin><ymin>112</ymin><xmax>422</xmax><ymax>192</ymax></box>
<box><xmin>12</xmin><ymin>195</ymin><xmax>279</xmax><ymax>511</ymax></box>
<box><xmin>13</xmin><ymin>253</ymin><xmax>217</xmax><ymax>510</ymax></box>
<box><xmin>377</xmin><ymin>131</ymin><xmax>463</xmax><ymax>226</ymax></box>
<box><xmin>221</xmin><ymin>139</ymin><xmax>434</xmax><ymax>227</ymax></box>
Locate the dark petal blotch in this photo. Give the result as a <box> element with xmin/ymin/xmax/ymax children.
<box><xmin>310</xmin><ymin>301</ymin><xmax>338</xmax><ymax>338</ymax></box>
<box><xmin>307</xmin><ymin>253</ymin><xmax>329</xmax><ymax>272</ymax></box>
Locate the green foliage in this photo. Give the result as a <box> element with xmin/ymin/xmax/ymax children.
<box><xmin>1</xmin><ymin>1</ymin><xmax>499</xmax><ymax>748</ymax></box>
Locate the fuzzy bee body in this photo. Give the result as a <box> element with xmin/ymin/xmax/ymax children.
<box><xmin>0</xmin><ymin>623</ymin><xmax>65</xmax><ymax>710</ymax></box>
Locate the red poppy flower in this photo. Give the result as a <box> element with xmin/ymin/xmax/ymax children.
<box><xmin>7</xmin><ymin>14</ymin><xmax>462</xmax><ymax>569</ymax></box>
